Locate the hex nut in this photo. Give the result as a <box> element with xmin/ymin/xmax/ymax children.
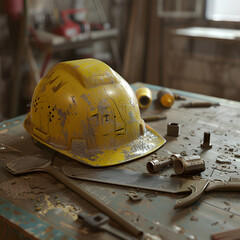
<box><xmin>173</xmin><ymin>155</ymin><xmax>205</xmax><ymax>175</ymax></box>
<box><xmin>167</xmin><ymin>123</ymin><xmax>180</xmax><ymax>137</ymax></box>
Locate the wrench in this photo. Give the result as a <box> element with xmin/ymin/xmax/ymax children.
<box><xmin>78</xmin><ymin>212</ymin><xmax>140</xmax><ymax>240</ymax></box>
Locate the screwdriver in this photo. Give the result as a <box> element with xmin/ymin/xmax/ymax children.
<box><xmin>157</xmin><ymin>88</ymin><xmax>175</xmax><ymax>108</ymax></box>
<box><xmin>142</xmin><ymin>115</ymin><xmax>167</xmax><ymax>122</ymax></box>
<box><xmin>180</xmin><ymin>102</ymin><xmax>220</xmax><ymax>108</ymax></box>
<box><xmin>135</xmin><ymin>87</ymin><xmax>152</xmax><ymax>109</ymax></box>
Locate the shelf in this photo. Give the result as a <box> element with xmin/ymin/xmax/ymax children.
<box><xmin>34</xmin><ymin>28</ymin><xmax>119</xmax><ymax>52</ymax></box>
<box><xmin>173</xmin><ymin>27</ymin><xmax>240</xmax><ymax>41</ymax></box>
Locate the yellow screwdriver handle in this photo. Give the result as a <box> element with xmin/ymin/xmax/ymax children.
<box><xmin>158</xmin><ymin>88</ymin><xmax>175</xmax><ymax>108</ymax></box>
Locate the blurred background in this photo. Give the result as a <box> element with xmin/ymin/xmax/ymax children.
<box><xmin>0</xmin><ymin>0</ymin><xmax>240</xmax><ymax>121</ymax></box>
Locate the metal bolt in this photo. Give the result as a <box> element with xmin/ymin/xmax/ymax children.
<box><xmin>201</xmin><ymin>132</ymin><xmax>212</xmax><ymax>149</ymax></box>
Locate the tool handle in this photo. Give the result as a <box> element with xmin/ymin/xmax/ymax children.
<box><xmin>181</xmin><ymin>102</ymin><xmax>220</xmax><ymax>108</ymax></box>
<box><xmin>190</xmin><ymin>102</ymin><xmax>212</xmax><ymax>107</ymax></box>
<box><xmin>135</xmin><ymin>87</ymin><xmax>152</xmax><ymax>109</ymax></box>
<box><xmin>174</xmin><ymin>179</ymin><xmax>209</xmax><ymax>209</ymax></box>
<box><xmin>157</xmin><ymin>88</ymin><xmax>174</xmax><ymax>108</ymax></box>
<box><xmin>142</xmin><ymin>115</ymin><xmax>167</xmax><ymax>122</ymax></box>
<box><xmin>47</xmin><ymin>167</ymin><xmax>143</xmax><ymax>237</ymax></box>
<box><xmin>205</xmin><ymin>181</ymin><xmax>240</xmax><ymax>192</ymax></box>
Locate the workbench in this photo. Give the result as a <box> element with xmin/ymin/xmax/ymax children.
<box><xmin>1</xmin><ymin>82</ymin><xmax>240</xmax><ymax>240</ymax></box>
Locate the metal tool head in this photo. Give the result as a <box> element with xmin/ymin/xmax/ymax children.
<box><xmin>78</xmin><ymin>212</ymin><xmax>109</xmax><ymax>228</ymax></box>
<box><xmin>5</xmin><ymin>155</ymin><xmax>51</xmax><ymax>175</ymax></box>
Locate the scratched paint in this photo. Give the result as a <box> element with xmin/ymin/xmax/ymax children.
<box><xmin>52</xmin><ymin>81</ymin><xmax>66</xmax><ymax>92</ymax></box>
<box><xmin>0</xmin><ymin>129</ymin><xmax>8</xmax><ymax>134</ymax></box>
<box><xmin>0</xmin><ymin>115</ymin><xmax>24</xmax><ymax>130</ymax></box>
<box><xmin>0</xmin><ymin>197</ymin><xmax>75</xmax><ymax>240</ymax></box>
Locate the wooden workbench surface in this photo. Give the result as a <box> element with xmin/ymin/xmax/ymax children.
<box><xmin>0</xmin><ymin>82</ymin><xmax>240</xmax><ymax>240</ymax></box>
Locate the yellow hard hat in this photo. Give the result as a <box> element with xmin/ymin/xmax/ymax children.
<box><xmin>24</xmin><ymin>58</ymin><xmax>165</xmax><ymax>167</ymax></box>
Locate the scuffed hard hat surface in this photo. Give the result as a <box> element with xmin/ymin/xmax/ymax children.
<box><xmin>24</xmin><ymin>59</ymin><xmax>165</xmax><ymax>166</ymax></box>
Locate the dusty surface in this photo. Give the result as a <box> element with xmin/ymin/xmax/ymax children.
<box><xmin>1</xmin><ymin>85</ymin><xmax>240</xmax><ymax>240</ymax></box>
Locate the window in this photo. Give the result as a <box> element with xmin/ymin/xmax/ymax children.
<box><xmin>206</xmin><ymin>0</ymin><xmax>240</xmax><ymax>22</ymax></box>
<box><xmin>157</xmin><ymin>0</ymin><xmax>203</xmax><ymax>18</ymax></box>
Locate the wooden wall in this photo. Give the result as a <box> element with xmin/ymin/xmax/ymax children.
<box><xmin>1</xmin><ymin>0</ymin><xmax>240</xmax><ymax>121</ymax></box>
<box><xmin>122</xmin><ymin>1</ymin><xmax>240</xmax><ymax>101</ymax></box>
<box><xmin>162</xmin><ymin>20</ymin><xmax>240</xmax><ymax>101</ymax></box>
<box><xmin>122</xmin><ymin>0</ymin><xmax>162</xmax><ymax>85</ymax></box>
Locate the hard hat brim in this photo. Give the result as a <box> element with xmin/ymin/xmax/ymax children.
<box><xmin>68</xmin><ymin>124</ymin><xmax>166</xmax><ymax>167</ymax></box>
<box><xmin>25</xmin><ymin>117</ymin><xmax>165</xmax><ymax>167</ymax></box>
